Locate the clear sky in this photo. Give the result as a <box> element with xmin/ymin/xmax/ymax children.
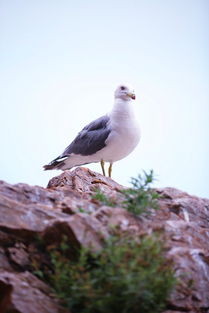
<box><xmin>0</xmin><ymin>0</ymin><xmax>209</xmax><ymax>198</ymax></box>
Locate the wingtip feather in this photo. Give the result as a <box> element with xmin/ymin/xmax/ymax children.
<box><xmin>43</xmin><ymin>164</ymin><xmax>53</xmax><ymax>171</ymax></box>
<box><xmin>43</xmin><ymin>157</ymin><xmax>67</xmax><ymax>171</ymax></box>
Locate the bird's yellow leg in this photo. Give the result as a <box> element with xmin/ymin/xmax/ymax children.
<box><xmin>108</xmin><ymin>162</ymin><xmax>113</xmax><ymax>178</ymax></box>
<box><xmin>100</xmin><ymin>159</ymin><xmax>106</xmax><ymax>176</ymax></box>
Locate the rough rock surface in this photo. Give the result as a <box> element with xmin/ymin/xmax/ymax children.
<box><xmin>0</xmin><ymin>167</ymin><xmax>209</xmax><ymax>313</ymax></box>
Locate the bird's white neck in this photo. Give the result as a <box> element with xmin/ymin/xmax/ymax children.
<box><xmin>111</xmin><ymin>98</ymin><xmax>135</xmax><ymax>120</ymax></box>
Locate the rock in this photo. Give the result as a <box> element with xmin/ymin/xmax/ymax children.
<box><xmin>0</xmin><ymin>167</ymin><xmax>209</xmax><ymax>313</ymax></box>
<box><xmin>42</xmin><ymin>214</ymin><xmax>109</xmax><ymax>251</ymax></box>
<box><xmin>0</xmin><ymin>271</ymin><xmax>67</xmax><ymax>313</ymax></box>
<box><xmin>7</xmin><ymin>243</ymin><xmax>30</xmax><ymax>268</ymax></box>
<box><xmin>0</xmin><ymin>247</ymin><xmax>13</xmax><ymax>272</ymax></box>
<box><xmin>47</xmin><ymin>167</ymin><xmax>123</xmax><ymax>193</ymax></box>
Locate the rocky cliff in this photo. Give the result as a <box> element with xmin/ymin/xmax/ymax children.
<box><xmin>0</xmin><ymin>167</ymin><xmax>209</xmax><ymax>313</ymax></box>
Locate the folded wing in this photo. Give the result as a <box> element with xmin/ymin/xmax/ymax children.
<box><xmin>43</xmin><ymin>115</ymin><xmax>111</xmax><ymax>170</ymax></box>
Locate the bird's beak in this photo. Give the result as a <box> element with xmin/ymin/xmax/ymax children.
<box><xmin>127</xmin><ymin>92</ymin><xmax>136</xmax><ymax>100</ymax></box>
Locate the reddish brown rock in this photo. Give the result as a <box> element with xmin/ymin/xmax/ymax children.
<box><xmin>0</xmin><ymin>167</ymin><xmax>209</xmax><ymax>313</ymax></box>
<box><xmin>47</xmin><ymin>167</ymin><xmax>123</xmax><ymax>195</ymax></box>
<box><xmin>0</xmin><ymin>271</ymin><xmax>67</xmax><ymax>313</ymax></box>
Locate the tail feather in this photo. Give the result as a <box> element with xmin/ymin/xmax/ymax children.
<box><xmin>43</xmin><ymin>156</ymin><xmax>68</xmax><ymax>171</ymax></box>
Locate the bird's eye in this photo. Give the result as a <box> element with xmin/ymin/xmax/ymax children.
<box><xmin>120</xmin><ymin>86</ymin><xmax>125</xmax><ymax>90</ymax></box>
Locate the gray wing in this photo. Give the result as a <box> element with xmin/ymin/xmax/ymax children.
<box><xmin>61</xmin><ymin>115</ymin><xmax>111</xmax><ymax>157</ymax></box>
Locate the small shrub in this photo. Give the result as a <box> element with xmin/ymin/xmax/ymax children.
<box><xmin>122</xmin><ymin>170</ymin><xmax>160</xmax><ymax>215</ymax></box>
<box><xmin>49</xmin><ymin>234</ymin><xmax>176</xmax><ymax>313</ymax></box>
<box><xmin>91</xmin><ymin>170</ymin><xmax>159</xmax><ymax>216</ymax></box>
<box><xmin>92</xmin><ymin>188</ymin><xmax>115</xmax><ymax>207</ymax></box>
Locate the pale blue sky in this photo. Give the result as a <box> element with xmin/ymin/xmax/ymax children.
<box><xmin>0</xmin><ymin>0</ymin><xmax>209</xmax><ymax>198</ymax></box>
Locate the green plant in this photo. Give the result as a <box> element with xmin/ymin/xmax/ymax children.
<box><xmin>49</xmin><ymin>234</ymin><xmax>176</xmax><ymax>313</ymax></box>
<box><xmin>92</xmin><ymin>188</ymin><xmax>115</xmax><ymax>207</ymax></box>
<box><xmin>78</xmin><ymin>207</ymin><xmax>90</xmax><ymax>214</ymax></box>
<box><xmin>122</xmin><ymin>170</ymin><xmax>160</xmax><ymax>215</ymax></box>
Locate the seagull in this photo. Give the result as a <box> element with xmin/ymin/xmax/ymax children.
<box><xmin>43</xmin><ymin>84</ymin><xmax>140</xmax><ymax>177</ymax></box>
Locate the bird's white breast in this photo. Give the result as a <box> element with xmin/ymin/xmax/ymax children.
<box><xmin>95</xmin><ymin>99</ymin><xmax>141</xmax><ymax>162</ymax></box>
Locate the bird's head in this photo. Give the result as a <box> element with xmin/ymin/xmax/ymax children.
<box><xmin>114</xmin><ymin>84</ymin><xmax>136</xmax><ymax>101</ymax></box>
